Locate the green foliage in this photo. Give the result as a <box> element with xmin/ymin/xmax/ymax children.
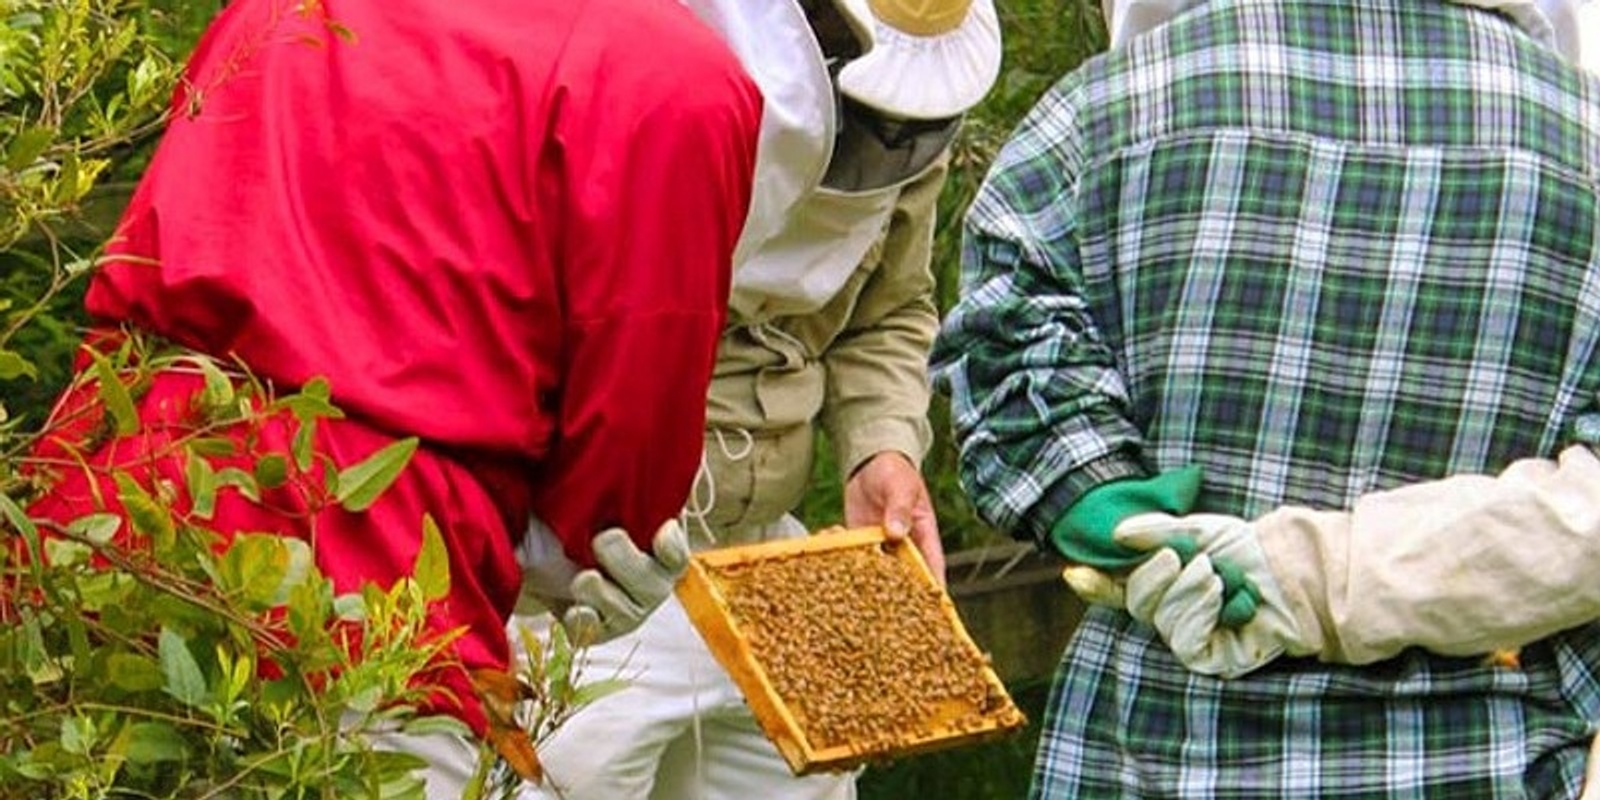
<box><xmin>0</xmin><ymin>5</ymin><xmax>612</xmax><ymax>798</ymax></box>
<box><xmin>1</xmin><ymin>340</ymin><xmax>455</xmax><ymax>799</ymax></box>
<box><xmin>0</xmin><ymin>0</ymin><xmax>192</xmax><ymax>428</ymax></box>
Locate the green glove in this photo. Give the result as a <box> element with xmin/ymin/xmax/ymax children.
<box><xmin>1049</xmin><ymin>466</ymin><xmax>1204</xmax><ymax>570</ymax></box>
<box><xmin>1050</xmin><ymin>466</ymin><xmax>1261</xmax><ymax>628</ymax></box>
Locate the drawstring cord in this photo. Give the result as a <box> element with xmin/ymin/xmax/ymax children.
<box><xmin>680</xmin><ymin>427</ymin><xmax>755</xmax><ymax>547</ymax></box>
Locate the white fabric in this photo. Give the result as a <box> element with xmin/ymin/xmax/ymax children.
<box><xmin>1256</xmin><ymin>444</ymin><xmax>1600</xmax><ymax>664</ymax></box>
<box><xmin>1099</xmin><ymin>0</ymin><xmax>1203</xmax><ymax>48</ymax></box>
<box><xmin>679</xmin><ymin>0</ymin><xmax>835</xmax><ymax>275</ymax></box>
<box><xmin>834</xmin><ymin>0</ymin><xmax>1003</xmax><ymax>119</ymax></box>
<box><xmin>1084</xmin><ymin>445</ymin><xmax>1600</xmax><ymax>672</ymax></box>
<box><xmin>679</xmin><ymin>0</ymin><xmax>938</xmax><ymax>322</ymax></box>
<box><xmin>1579</xmin><ymin>0</ymin><xmax>1600</xmax><ymax>71</ymax></box>
<box><xmin>512</xmin><ymin>573</ymin><xmax>857</xmax><ymax>800</ymax></box>
<box><xmin>730</xmin><ymin>184</ymin><xmax>901</xmax><ymax>320</ymax></box>
<box><xmin>1114</xmin><ymin>513</ymin><xmax>1310</xmax><ymax>677</ymax></box>
<box><xmin>1099</xmin><ymin>0</ymin><xmax>1582</xmax><ymax>58</ymax></box>
<box><xmin>363</xmin><ymin>719</ymin><xmax>483</xmax><ymax>800</ymax></box>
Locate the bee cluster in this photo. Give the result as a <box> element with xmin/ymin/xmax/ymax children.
<box><xmin>705</xmin><ymin>540</ymin><xmax>1021</xmax><ymax>758</ymax></box>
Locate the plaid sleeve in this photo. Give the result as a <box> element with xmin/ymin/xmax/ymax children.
<box><xmin>930</xmin><ymin>86</ymin><xmax>1150</xmax><ymax>544</ymax></box>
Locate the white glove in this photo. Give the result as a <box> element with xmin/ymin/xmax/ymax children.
<box><xmin>563</xmin><ymin>519</ymin><xmax>691</xmax><ymax>646</ymax></box>
<box><xmin>1113</xmin><ymin>513</ymin><xmax>1312</xmax><ymax>677</ymax></box>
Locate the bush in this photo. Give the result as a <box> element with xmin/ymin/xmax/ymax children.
<box><xmin>0</xmin><ymin>5</ymin><xmax>606</xmax><ymax>798</ymax></box>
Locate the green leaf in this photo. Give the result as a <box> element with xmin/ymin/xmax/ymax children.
<box><xmin>347</xmin><ymin>684</ymin><xmax>383</xmax><ymax>713</ymax></box>
<box><xmin>333</xmin><ymin>593</ymin><xmax>366</xmax><ymax>622</ymax></box>
<box><xmin>66</xmin><ymin>512</ymin><xmax>120</xmax><ymax>544</ymax></box>
<box><xmin>255</xmin><ymin>453</ymin><xmax>289</xmax><ymax>490</ymax></box>
<box><xmin>185</xmin><ymin>449</ymin><xmax>218</xmax><ymax>520</ymax></box>
<box><xmin>115</xmin><ymin>474</ymin><xmax>175</xmax><ymax>550</ymax></box>
<box><xmin>0</xmin><ymin>349</ymin><xmax>36</xmax><ymax>380</ymax></box>
<box><xmin>189</xmin><ymin>437</ymin><xmax>237</xmax><ymax>457</ymax></box>
<box><xmin>569</xmin><ymin>677</ymin><xmax>631</xmax><ymax>708</ymax></box>
<box><xmin>78</xmin><ymin>571</ymin><xmax>132</xmax><ymax>613</ymax></box>
<box><xmin>220</xmin><ymin>533</ymin><xmax>289</xmax><ymax>609</ymax></box>
<box><xmin>60</xmin><ymin>716</ymin><xmax>95</xmax><ymax>756</ymax></box>
<box><xmin>0</xmin><ymin>499</ymin><xmax>39</xmax><ymax>580</ymax></box>
<box><xmin>278</xmin><ymin>393</ymin><xmax>342</xmax><ymax>421</ymax></box>
<box><xmin>548</xmin><ymin>620</ymin><xmax>572</xmax><ymax>694</ymax></box>
<box><xmin>158</xmin><ymin>628</ymin><xmax>207</xmax><ymax>708</ymax></box>
<box><xmin>123</xmin><ymin>722</ymin><xmax>189</xmax><ymax>765</ymax></box>
<box><xmin>291</xmin><ymin>417</ymin><xmax>317</xmax><ymax>472</ymax></box>
<box><xmin>106</xmin><ymin>652</ymin><xmax>165</xmax><ymax>692</ymax></box>
<box><xmin>400</xmin><ymin>715</ymin><xmax>473</xmax><ymax>739</ymax></box>
<box><xmin>215</xmin><ymin>466</ymin><xmax>260</xmax><ymax>502</ymax></box>
<box><xmin>334</xmin><ymin>437</ymin><xmax>417</xmax><ymax>512</ymax></box>
<box><xmin>414</xmin><ymin>515</ymin><xmax>449</xmax><ymax>603</ymax></box>
<box><xmin>43</xmin><ymin>538</ymin><xmax>90</xmax><ymax>566</ymax></box>
<box><xmin>88</xmin><ymin>348</ymin><xmax>139</xmax><ymax>436</ymax></box>
<box><xmin>303</xmin><ymin>375</ymin><xmax>332</xmax><ymax>400</ymax></box>
<box><xmin>190</xmin><ymin>356</ymin><xmax>235</xmax><ymax>415</ymax></box>
<box><xmin>5</xmin><ymin>125</ymin><xmax>51</xmax><ymax>171</ymax></box>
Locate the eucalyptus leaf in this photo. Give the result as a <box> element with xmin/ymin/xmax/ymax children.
<box><xmin>0</xmin><ymin>349</ymin><xmax>36</xmax><ymax>380</ymax></box>
<box><xmin>414</xmin><ymin>515</ymin><xmax>449</xmax><ymax>603</ymax></box>
<box><xmin>185</xmin><ymin>448</ymin><xmax>218</xmax><ymax>520</ymax></box>
<box><xmin>66</xmin><ymin>512</ymin><xmax>120</xmax><ymax>544</ymax></box>
<box><xmin>122</xmin><ymin>721</ymin><xmax>190</xmax><ymax>765</ymax></box>
<box><xmin>334</xmin><ymin>437</ymin><xmax>418</xmax><ymax>512</ymax></box>
<box><xmin>88</xmin><ymin>348</ymin><xmax>138</xmax><ymax>436</ymax></box>
<box><xmin>158</xmin><ymin>629</ymin><xmax>208</xmax><ymax>708</ymax></box>
<box><xmin>4</xmin><ymin>125</ymin><xmax>51</xmax><ymax>171</ymax></box>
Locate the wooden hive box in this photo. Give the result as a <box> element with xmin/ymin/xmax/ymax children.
<box><xmin>675</xmin><ymin>526</ymin><xmax>1028</xmax><ymax>775</ymax></box>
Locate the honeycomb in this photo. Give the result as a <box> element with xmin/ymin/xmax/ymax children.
<box><xmin>677</xmin><ymin>527</ymin><xmax>1027</xmax><ymax>774</ymax></box>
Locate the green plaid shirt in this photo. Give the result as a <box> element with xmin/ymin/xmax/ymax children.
<box><xmin>931</xmin><ymin>0</ymin><xmax>1600</xmax><ymax>795</ymax></box>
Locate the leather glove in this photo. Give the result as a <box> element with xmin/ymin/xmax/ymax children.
<box><xmin>1113</xmin><ymin>513</ymin><xmax>1312</xmax><ymax>677</ymax></box>
<box><xmin>563</xmin><ymin>519</ymin><xmax>690</xmax><ymax>646</ymax></box>
<box><xmin>1066</xmin><ymin>444</ymin><xmax>1600</xmax><ymax>674</ymax></box>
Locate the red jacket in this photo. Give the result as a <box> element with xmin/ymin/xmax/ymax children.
<box><xmin>88</xmin><ymin>0</ymin><xmax>759</xmax><ymax>566</ymax></box>
<box><xmin>56</xmin><ymin>0</ymin><xmax>759</xmax><ymax>734</ymax></box>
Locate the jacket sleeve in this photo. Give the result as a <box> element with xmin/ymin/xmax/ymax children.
<box><xmin>817</xmin><ymin>158</ymin><xmax>946</xmax><ymax>478</ymax></box>
<box><xmin>928</xmin><ymin>90</ymin><xmax>1149</xmax><ymax>546</ymax></box>
<box><xmin>528</xmin><ymin>35</ymin><xmax>761</xmax><ymax>568</ymax></box>
<box><xmin>1259</xmin><ymin>444</ymin><xmax>1600</xmax><ymax>664</ymax></box>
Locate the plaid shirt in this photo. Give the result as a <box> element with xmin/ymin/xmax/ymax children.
<box><xmin>931</xmin><ymin>0</ymin><xmax>1600</xmax><ymax>795</ymax></box>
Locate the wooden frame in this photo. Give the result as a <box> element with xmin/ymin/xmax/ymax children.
<box><xmin>675</xmin><ymin>526</ymin><xmax>1028</xmax><ymax>775</ymax></box>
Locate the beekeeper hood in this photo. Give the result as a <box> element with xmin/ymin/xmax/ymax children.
<box><xmin>678</xmin><ymin>0</ymin><xmax>839</xmax><ymax>271</ymax></box>
<box><xmin>1100</xmin><ymin>0</ymin><xmax>1581</xmax><ymax>60</ymax></box>
<box><xmin>706</xmin><ymin>0</ymin><xmax>999</xmax><ymax>321</ymax></box>
<box><xmin>834</xmin><ymin>0</ymin><xmax>1004</xmax><ymax>121</ymax></box>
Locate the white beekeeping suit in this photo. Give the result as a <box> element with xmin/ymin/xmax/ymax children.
<box><xmin>1580</xmin><ymin>0</ymin><xmax>1600</xmax><ymax>71</ymax></box>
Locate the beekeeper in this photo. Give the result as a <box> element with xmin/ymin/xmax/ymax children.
<box><xmin>511</xmin><ymin>0</ymin><xmax>1001</xmax><ymax>797</ymax></box>
<box><xmin>929</xmin><ymin>0</ymin><xmax>1600</xmax><ymax>794</ymax></box>
<box><xmin>23</xmin><ymin>0</ymin><xmax>761</xmax><ymax>796</ymax></box>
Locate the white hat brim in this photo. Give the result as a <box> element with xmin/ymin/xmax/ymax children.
<box><xmin>834</xmin><ymin>0</ymin><xmax>1004</xmax><ymax>120</ymax></box>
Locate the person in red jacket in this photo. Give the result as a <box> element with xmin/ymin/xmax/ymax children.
<box><xmin>21</xmin><ymin>0</ymin><xmax>761</xmax><ymax>794</ymax></box>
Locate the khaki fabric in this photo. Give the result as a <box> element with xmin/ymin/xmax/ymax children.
<box><xmin>697</xmin><ymin>158</ymin><xmax>945</xmax><ymax>543</ymax></box>
<box><xmin>1260</xmin><ymin>444</ymin><xmax>1600</xmax><ymax>665</ymax></box>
